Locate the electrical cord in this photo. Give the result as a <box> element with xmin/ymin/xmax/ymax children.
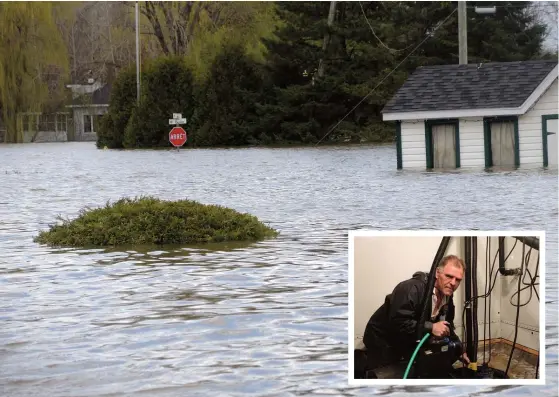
<box><xmin>509</xmin><ymin>248</ymin><xmax>539</xmax><ymax>307</ymax></box>
<box><xmin>505</xmin><ymin>241</ymin><xmax>525</xmax><ymax>378</ymax></box>
<box><xmin>470</xmin><ymin>238</ymin><xmax>518</xmax><ymax>304</ymax></box>
<box><xmin>487</xmin><ymin>238</ymin><xmax>519</xmax><ymax>366</ymax></box>
<box><xmin>483</xmin><ymin>236</ymin><xmax>489</xmax><ymax>364</ymax></box>
<box><xmin>483</xmin><ymin>237</ymin><xmax>491</xmax><ymax>364</ymax></box>
<box><xmin>463</xmin><ymin>237</ymin><xmax>518</xmax><ymax>367</ymax></box>
<box><xmin>487</xmin><ymin>237</ymin><xmax>492</xmax><ymax>365</ymax></box>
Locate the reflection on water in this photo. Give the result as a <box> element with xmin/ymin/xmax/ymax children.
<box><xmin>0</xmin><ymin>142</ymin><xmax>557</xmax><ymax>397</ymax></box>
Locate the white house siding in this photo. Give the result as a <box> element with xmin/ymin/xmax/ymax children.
<box><xmin>518</xmin><ymin>78</ymin><xmax>558</xmax><ymax>167</ymax></box>
<box><xmin>400</xmin><ymin>120</ymin><xmax>426</xmax><ymax>168</ymax></box>
<box><xmin>399</xmin><ymin>78</ymin><xmax>558</xmax><ymax>169</ymax></box>
<box><xmin>401</xmin><ymin>118</ymin><xmax>485</xmax><ymax>169</ymax></box>
<box><xmin>458</xmin><ymin>118</ymin><xmax>485</xmax><ymax>168</ymax></box>
<box><xmin>72</xmin><ymin>106</ymin><xmax>108</xmax><ymax>142</ymax></box>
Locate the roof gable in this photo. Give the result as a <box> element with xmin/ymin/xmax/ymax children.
<box><xmin>382</xmin><ymin>60</ymin><xmax>558</xmax><ymax>117</ymax></box>
<box><xmin>67</xmin><ymin>83</ymin><xmax>111</xmax><ymax>107</ymax></box>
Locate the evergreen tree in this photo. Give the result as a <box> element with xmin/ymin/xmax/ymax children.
<box><xmin>189</xmin><ymin>43</ymin><xmax>266</xmax><ymax>147</ymax></box>
<box><xmin>254</xmin><ymin>1</ymin><xmax>551</xmax><ymax>145</ymax></box>
<box><xmin>123</xmin><ymin>56</ymin><xmax>195</xmax><ymax>148</ymax></box>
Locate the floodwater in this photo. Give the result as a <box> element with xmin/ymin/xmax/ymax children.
<box><xmin>0</xmin><ymin>142</ymin><xmax>557</xmax><ymax>397</ymax></box>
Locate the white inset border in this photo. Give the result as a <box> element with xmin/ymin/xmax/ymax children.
<box><xmin>348</xmin><ymin>230</ymin><xmax>546</xmax><ymax>386</ymax></box>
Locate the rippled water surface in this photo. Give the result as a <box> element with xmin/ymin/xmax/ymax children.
<box><xmin>1</xmin><ymin>142</ymin><xmax>557</xmax><ymax>397</ymax></box>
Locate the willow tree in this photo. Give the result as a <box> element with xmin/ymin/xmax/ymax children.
<box><xmin>0</xmin><ymin>2</ymin><xmax>69</xmax><ymax>143</ymax></box>
<box><xmin>136</xmin><ymin>1</ymin><xmax>279</xmax><ymax>81</ymax></box>
<box><xmin>187</xmin><ymin>1</ymin><xmax>279</xmax><ymax>81</ymax></box>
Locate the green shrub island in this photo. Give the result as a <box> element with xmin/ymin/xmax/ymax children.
<box><xmin>35</xmin><ymin>197</ymin><xmax>279</xmax><ymax>247</ymax></box>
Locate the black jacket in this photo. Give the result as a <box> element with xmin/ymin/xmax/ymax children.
<box><xmin>363</xmin><ymin>271</ymin><xmax>461</xmax><ymax>361</ymax></box>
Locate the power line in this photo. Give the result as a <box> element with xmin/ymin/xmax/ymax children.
<box><xmin>315</xmin><ymin>6</ymin><xmax>458</xmax><ymax>146</ymax></box>
<box><xmin>358</xmin><ymin>1</ymin><xmax>414</xmax><ymax>53</ymax></box>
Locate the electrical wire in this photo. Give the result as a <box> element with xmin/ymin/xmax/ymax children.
<box><xmin>505</xmin><ymin>241</ymin><xmax>525</xmax><ymax>377</ymax></box>
<box><xmin>463</xmin><ymin>237</ymin><xmax>518</xmax><ymax>367</ymax></box>
<box><xmin>487</xmin><ymin>238</ymin><xmax>518</xmax><ymax>366</ymax></box>
<box><xmin>504</xmin><ymin>243</ymin><xmax>540</xmax><ymax>378</ymax></box>
<box><xmin>487</xmin><ymin>236</ymin><xmax>492</xmax><ymax>365</ymax></box>
<box><xmin>318</xmin><ymin>1</ymin><xmax>556</xmax><ymax>146</ymax></box>
<box><xmin>358</xmin><ymin>1</ymin><xmax>415</xmax><ymax>53</ymax></box>
<box><xmin>314</xmin><ymin>7</ymin><xmax>458</xmax><ymax>145</ymax></box>
<box><xmin>470</xmin><ymin>239</ymin><xmax>518</xmax><ymax>302</ymax></box>
<box><xmin>509</xmin><ymin>248</ymin><xmax>540</xmax><ymax>307</ymax></box>
<box><xmin>483</xmin><ymin>236</ymin><xmax>489</xmax><ymax>364</ymax></box>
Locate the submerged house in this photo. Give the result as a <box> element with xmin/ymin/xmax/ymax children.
<box><xmin>382</xmin><ymin>60</ymin><xmax>558</xmax><ymax>170</ymax></box>
<box><xmin>66</xmin><ymin>80</ymin><xmax>111</xmax><ymax>141</ymax></box>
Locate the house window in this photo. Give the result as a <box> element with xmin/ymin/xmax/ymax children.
<box><xmin>542</xmin><ymin>114</ymin><xmax>558</xmax><ymax>167</ymax></box>
<box><xmin>25</xmin><ymin>114</ymin><xmax>37</xmax><ymax>132</ymax></box>
<box><xmin>56</xmin><ymin>114</ymin><xmax>67</xmax><ymax>132</ymax></box>
<box><xmin>38</xmin><ymin>114</ymin><xmax>56</xmax><ymax>131</ymax></box>
<box><xmin>425</xmin><ymin>119</ymin><xmax>461</xmax><ymax>169</ymax></box>
<box><xmin>483</xmin><ymin>117</ymin><xmax>519</xmax><ymax>168</ymax></box>
<box><xmin>84</xmin><ymin>115</ymin><xmax>92</xmax><ymax>133</ymax></box>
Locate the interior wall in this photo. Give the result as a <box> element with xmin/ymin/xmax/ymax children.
<box><xmin>353</xmin><ymin>235</ymin><xmax>462</xmax><ymax>345</ymax></box>
<box><xmin>353</xmin><ymin>235</ymin><xmax>540</xmax><ymax>353</ymax></box>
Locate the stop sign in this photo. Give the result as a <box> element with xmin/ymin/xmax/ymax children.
<box><xmin>169</xmin><ymin>126</ymin><xmax>187</xmax><ymax>147</ymax></box>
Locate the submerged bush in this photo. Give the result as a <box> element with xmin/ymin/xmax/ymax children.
<box><xmin>35</xmin><ymin>197</ymin><xmax>279</xmax><ymax>247</ymax></box>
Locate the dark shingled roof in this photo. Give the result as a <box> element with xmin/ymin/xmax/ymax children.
<box><xmin>70</xmin><ymin>83</ymin><xmax>111</xmax><ymax>107</ymax></box>
<box><xmin>382</xmin><ymin>60</ymin><xmax>558</xmax><ymax>114</ymax></box>
<box><xmin>91</xmin><ymin>83</ymin><xmax>111</xmax><ymax>105</ymax></box>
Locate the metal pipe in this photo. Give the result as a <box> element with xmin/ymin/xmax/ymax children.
<box><xmin>472</xmin><ymin>237</ymin><xmax>479</xmax><ymax>364</ymax></box>
<box><xmin>513</xmin><ymin>236</ymin><xmax>539</xmax><ymax>251</ymax></box>
<box><xmin>464</xmin><ymin>237</ymin><xmax>475</xmax><ymax>362</ymax></box>
<box><xmin>417</xmin><ymin>236</ymin><xmax>451</xmax><ymax>340</ymax></box>
<box><xmin>498</xmin><ymin>236</ymin><xmax>519</xmax><ymax>276</ymax></box>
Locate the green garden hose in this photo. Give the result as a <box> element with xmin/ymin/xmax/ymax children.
<box><xmin>403</xmin><ymin>333</ymin><xmax>430</xmax><ymax>379</ymax></box>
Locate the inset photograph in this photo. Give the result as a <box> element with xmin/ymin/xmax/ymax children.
<box><xmin>348</xmin><ymin>231</ymin><xmax>544</xmax><ymax>386</ymax></box>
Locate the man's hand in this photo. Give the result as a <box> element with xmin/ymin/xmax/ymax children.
<box><xmin>431</xmin><ymin>321</ymin><xmax>450</xmax><ymax>337</ymax></box>
<box><xmin>460</xmin><ymin>353</ymin><xmax>471</xmax><ymax>365</ymax></box>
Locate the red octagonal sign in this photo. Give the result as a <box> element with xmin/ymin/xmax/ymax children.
<box><xmin>169</xmin><ymin>126</ymin><xmax>187</xmax><ymax>147</ymax></box>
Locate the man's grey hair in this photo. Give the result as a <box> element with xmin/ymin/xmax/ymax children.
<box><xmin>437</xmin><ymin>254</ymin><xmax>466</xmax><ymax>273</ymax></box>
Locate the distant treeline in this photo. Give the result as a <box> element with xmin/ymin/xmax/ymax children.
<box><xmin>1</xmin><ymin>2</ymin><xmax>555</xmax><ymax>145</ymax></box>
<box><xmin>98</xmin><ymin>1</ymin><xmax>555</xmax><ymax>149</ymax></box>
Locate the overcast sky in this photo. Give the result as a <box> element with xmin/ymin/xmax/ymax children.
<box><xmin>533</xmin><ymin>1</ymin><xmax>558</xmax><ymax>51</ymax></box>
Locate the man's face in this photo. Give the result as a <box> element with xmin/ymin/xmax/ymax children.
<box><xmin>435</xmin><ymin>264</ymin><xmax>464</xmax><ymax>296</ymax></box>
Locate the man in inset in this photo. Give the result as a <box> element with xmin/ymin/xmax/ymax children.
<box><xmin>358</xmin><ymin>254</ymin><xmax>470</xmax><ymax>377</ymax></box>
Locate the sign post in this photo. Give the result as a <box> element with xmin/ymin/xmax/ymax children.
<box><xmin>168</xmin><ymin>113</ymin><xmax>188</xmax><ymax>151</ymax></box>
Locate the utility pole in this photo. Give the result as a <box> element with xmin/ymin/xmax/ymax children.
<box><xmin>458</xmin><ymin>1</ymin><xmax>468</xmax><ymax>64</ymax></box>
<box><xmin>317</xmin><ymin>1</ymin><xmax>337</xmax><ymax>79</ymax></box>
<box><xmin>135</xmin><ymin>1</ymin><xmax>141</xmax><ymax>103</ymax></box>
